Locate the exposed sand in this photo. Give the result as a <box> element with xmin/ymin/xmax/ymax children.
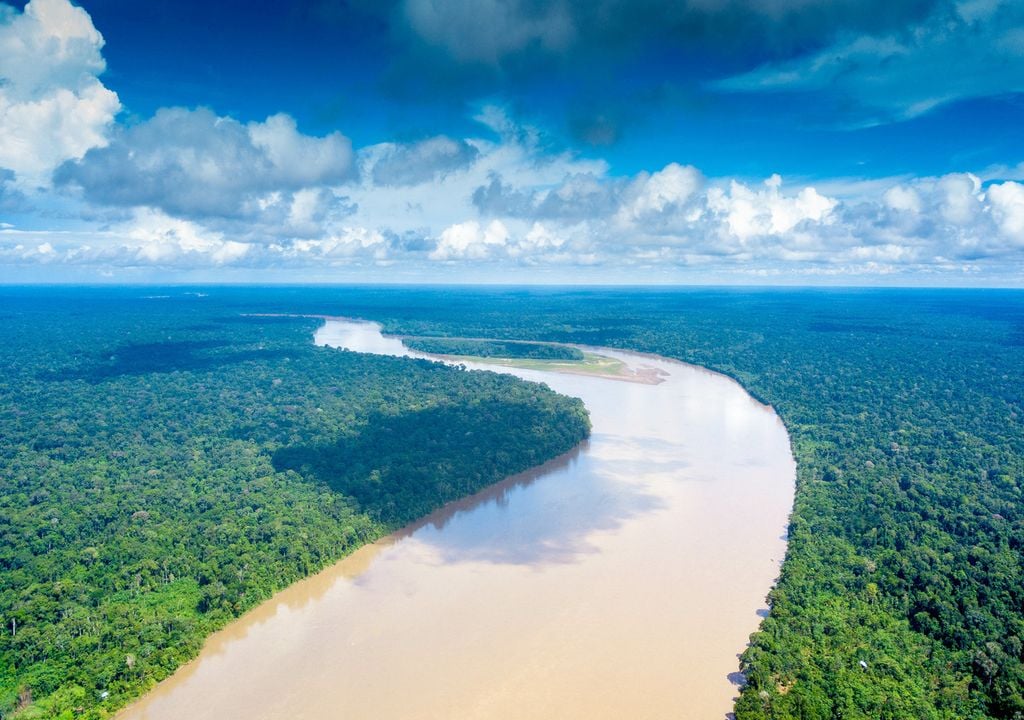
<box><xmin>243</xmin><ymin>314</ymin><xmax>663</xmax><ymax>383</ymax></box>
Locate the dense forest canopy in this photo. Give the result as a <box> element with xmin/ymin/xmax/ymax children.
<box><xmin>400</xmin><ymin>337</ymin><xmax>583</xmax><ymax>361</ymax></box>
<box><xmin>287</xmin><ymin>285</ymin><xmax>1023</xmax><ymax>720</ymax></box>
<box><xmin>1</xmin><ymin>285</ymin><xmax>1022</xmax><ymax>719</ymax></box>
<box><xmin>0</xmin><ymin>289</ymin><xmax>589</xmax><ymax>719</ymax></box>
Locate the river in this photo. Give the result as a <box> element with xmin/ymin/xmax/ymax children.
<box><xmin>117</xmin><ymin>319</ymin><xmax>795</xmax><ymax>720</ymax></box>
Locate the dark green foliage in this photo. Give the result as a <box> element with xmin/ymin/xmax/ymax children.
<box><xmin>401</xmin><ymin>336</ymin><xmax>584</xmax><ymax>361</ymax></box>
<box><xmin>2</xmin><ymin>284</ymin><xmax>1023</xmax><ymax>719</ymax></box>
<box><xmin>0</xmin><ymin>290</ymin><xmax>589</xmax><ymax>719</ymax></box>
<box><xmin>313</xmin><ymin>286</ymin><xmax>1022</xmax><ymax>720</ymax></box>
<box><xmin>274</xmin><ymin>399</ymin><xmax>588</xmax><ymax>526</ymax></box>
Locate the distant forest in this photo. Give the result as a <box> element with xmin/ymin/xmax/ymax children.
<box><xmin>1</xmin><ymin>285</ymin><xmax>1022</xmax><ymax>719</ymax></box>
<box><xmin>401</xmin><ymin>336</ymin><xmax>583</xmax><ymax>360</ymax></box>
<box><xmin>324</xmin><ymin>286</ymin><xmax>1022</xmax><ymax>720</ymax></box>
<box><xmin>0</xmin><ymin>290</ymin><xmax>589</xmax><ymax>719</ymax></box>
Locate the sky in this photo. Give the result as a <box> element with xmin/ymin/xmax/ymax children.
<box><xmin>0</xmin><ymin>0</ymin><xmax>1023</xmax><ymax>285</ymax></box>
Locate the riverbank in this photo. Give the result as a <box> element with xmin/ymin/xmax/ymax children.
<box><xmin>116</xmin><ymin>318</ymin><xmax>794</xmax><ymax>720</ymax></box>
<box><xmin>245</xmin><ymin>313</ymin><xmax>663</xmax><ymax>384</ymax></box>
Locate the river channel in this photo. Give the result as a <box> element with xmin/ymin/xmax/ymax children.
<box><xmin>117</xmin><ymin>319</ymin><xmax>795</xmax><ymax>720</ymax></box>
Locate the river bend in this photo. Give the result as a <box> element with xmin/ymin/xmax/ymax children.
<box><xmin>117</xmin><ymin>319</ymin><xmax>795</xmax><ymax>720</ymax></box>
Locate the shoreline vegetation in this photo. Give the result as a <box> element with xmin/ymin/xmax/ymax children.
<box><xmin>246</xmin><ymin>315</ymin><xmax>664</xmax><ymax>383</ymax></box>
<box><xmin>347</xmin><ymin>287</ymin><xmax>1023</xmax><ymax>720</ymax></box>
<box><xmin>0</xmin><ymin>299</ymin><xmax>590</xmax><ymax>719</ymax></box>
<box><xmin>400</xmin><ymin>336</ymin><xmax>586</xmax><ymax>361</ymax></box>
<box><xmin>115</xmin><ymin>318</ymin><xmax>793</xmax><ymax>720</ymax></box>
<box><xmin>2</xmin><ymin>286</ymin><xmax>1022</xmax><ymax>720</ymax></box>
<box><xmin>400</xmin><ymin>338</ymin><xmax>663</xmax><ymax>384</ymax></box>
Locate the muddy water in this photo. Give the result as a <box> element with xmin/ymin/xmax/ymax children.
<box><xmin>117</xmin><ymin>320</ymin><xmax>795</xmax><ymax>720</ymax></box>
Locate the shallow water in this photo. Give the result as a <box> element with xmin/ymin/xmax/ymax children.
<box><xmin>117</xmin><ymin>320</ymin><xmax>795</xmax><ymax>720</ymax></box>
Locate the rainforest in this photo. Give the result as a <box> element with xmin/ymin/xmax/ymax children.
<box><xmin>4</xmin><ymin>0</ymin><xmax>1024</xmax><ymax>716</ymax></box>
<box><xmin>0</xmin><ymin>285</ymin><xmax>1022</xmax><ymax>720</ymax></box>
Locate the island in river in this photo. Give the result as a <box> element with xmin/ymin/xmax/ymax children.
<box><xmin>115</xmin><ymin>319</ymin><xmax>795</xmax><ymax>720</ymax></box>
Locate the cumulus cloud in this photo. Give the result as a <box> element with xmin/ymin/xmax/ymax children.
<box><xmin>430</xmin><ymin>219</ymin><xmax>510</xmax><ymax>260</ymax></box>
<box><xmin>55</xmin><ymin>107</ymin><xmax>354</xmax><ymax>218</ymax></box>
<box><xmin>715</xmin><ymin>0</ymin><xmax>1024</xmax><ymax>124</ymax></box>
<box><xmin>8</xmin><ymin>161</ymin><xmax>1024</xmax><ymax>279</ymax></box>
<box><xmin>986</xmin><ymin>182</ymin><xmax>1024</xmax><ymax>244</ymax></box>
<box><xmin>0</xmin><ymin>0</ymin><xmax>121</xmax><ymax>184</ymax></box>
<box><xmin>459</xmin><ymin>170</ymin><xmax>842</xmax><ymax>265</ymax></box>
<box><xmin>3</xmin><ymin>210</ymin><xmax>257</xmax><ymax>268</ymax></box>
<box><xmin>884</xmin><ymin>185</ymin><xmax>923</xmax><ymax>214</ymax></box>
<box><xmin>705</xmin><ymin>174</ymin><xmax>837</xmax><ymax>241</ymax></box>
<box><xmin>284</xmin><ymin>226</ymin><xmax>389</xmax><ymax>261</ymax></box>
<box><xmin>423</xmin><ymin>217</ymin><xmax>585</xmax><ymax>265</ymax></box>
<box><xmin>125</xmin><ymin>209</ymin><xmax>252</xmax><ymax>266</ymax></box>
<box><xmin>27</xmin><ymin>103</ymin><xmax>1024</xmax><ymax>279</ymax></box>
<box><xmin>366</xmin><ymin>136</ymin><xmax>479</xmax><ymax>186</ymax></box>
<box><xmin>438</xmin><ymin>161</ymin><xmax>1024</xmax><ymax>275</ymax></box>
<box><xmin>617</xmin><ymin>163</ymin><xmax>704</xmax><ymax>225</ymax></box>
<box><xmin>472</xmin><ymin>163</ymin><xmax>706</xmax><ymax>227</ymax></box>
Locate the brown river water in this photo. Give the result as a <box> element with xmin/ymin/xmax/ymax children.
<box><xmin>116</xmin><ymin>319</ymin><xmax>795</xmax><ymax>720</ymax></box>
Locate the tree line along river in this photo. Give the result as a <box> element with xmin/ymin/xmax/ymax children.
<box><xmin>116</xmin><ymin>319</ymin><xmax>795</xmax><ymax>720</ymax></box>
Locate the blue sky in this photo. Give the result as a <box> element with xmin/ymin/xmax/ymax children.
<box><xmin>1</xmin><ymin>0</ymin><xmax>1023</xmax><ymax>284</ymax></box>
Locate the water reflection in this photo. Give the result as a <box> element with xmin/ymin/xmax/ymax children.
<box><xmin>411</xmin><ymin>457</ymin><xmax>667</xmax><ymax>567</ymax></box>
<box><xmin>117</xmin><ymin>319</ymin><xmax>795</xmax><ymax>720</ymax></box>
<box><xmin>396</xmin><ymin>443</ymin><xmax>589</xmax><ymax>537</ymax></box>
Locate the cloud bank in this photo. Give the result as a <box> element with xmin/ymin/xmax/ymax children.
<box><xmin>0</xmin><ymin>0</ymin><xmax>1022</xmax><ymax>284</ymax></box>
<box><xmin>9</xmin><ymin>130</ymin><xmax>1024</xmax><ymax>280</ymax></box>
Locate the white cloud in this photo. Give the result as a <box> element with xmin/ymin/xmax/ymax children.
<box><xmin>516</xmin><ymin>222</ymin><xmax>566</xmax><ymax>255</ymax></box>
<box><xmin>430</xmin><ymin>219</ymin><xmax>510</xmax><ymax>260</ymax></box>
<box><xmin>56</xmin><ymin>107</ymin><xmax>354</xmax><ymax>218</ymax></box>
<box><xmin>123</xmin><ymin>208</ymin><xmax>252</xmax><ymax>266</ymax></box>
<box><xmin>0</xmin><ymin>21</ymin><xmax>1019</xmax><ymax>292</ymax></box>
<box><xmin>884</xmin><ymin>185</ymin><xmax>923</xmax><ymax>213</ymax></box>
<box><xmin>408</xmin><ymin>163</ymin><xmax>1024</xmax><ymax>276</ymax></box>
<box><xmin>7</xmin><ymin>160</ymin><xmax>1024</xmax><ymax>282</ymax></box>
<box><xmin>288</xmin><ymin>227</ymin><xmax>388</xmax><ymax>260</ymax></box>
<box><xmin>705</xmin><ymin>174</ymin><xmax>837</xmax><ymax>241</ymax></box>
<box><xmin>617</xmin><ymin>163</ymin><xmax>703</xmax><ymax>223</ymax></box>
<box><xmin>19</xmin><ymin>132</ymin><xmax>1024</xmax><ymax>279</ymax></box>
<box><xmin>343</xmin><ymin>111</ymin><xmax>607</xmax><ymax>239</ymax></box>
<box><xmin>0</xmin><ymin>215</ymin><xmax>390</xmax><ymax>270</ymax></box>
<box><xmin>248</xmin><ymin>114</ymin><xmax>354</xmax><ymax>189</ymax></box>
<box><xmin>988</xmin><ymin>181</ymin><xmax>1024</xmax><ymax>242</ymax></box>
<box><xmin>0</xmin><ymin>0</ymin><xmax>120</xmax><ymax>185</ymax></box>
<box><xmin>936</xmin><ymin>173</ymin><xmax>983</xmax><ymax>225</ymax></box>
